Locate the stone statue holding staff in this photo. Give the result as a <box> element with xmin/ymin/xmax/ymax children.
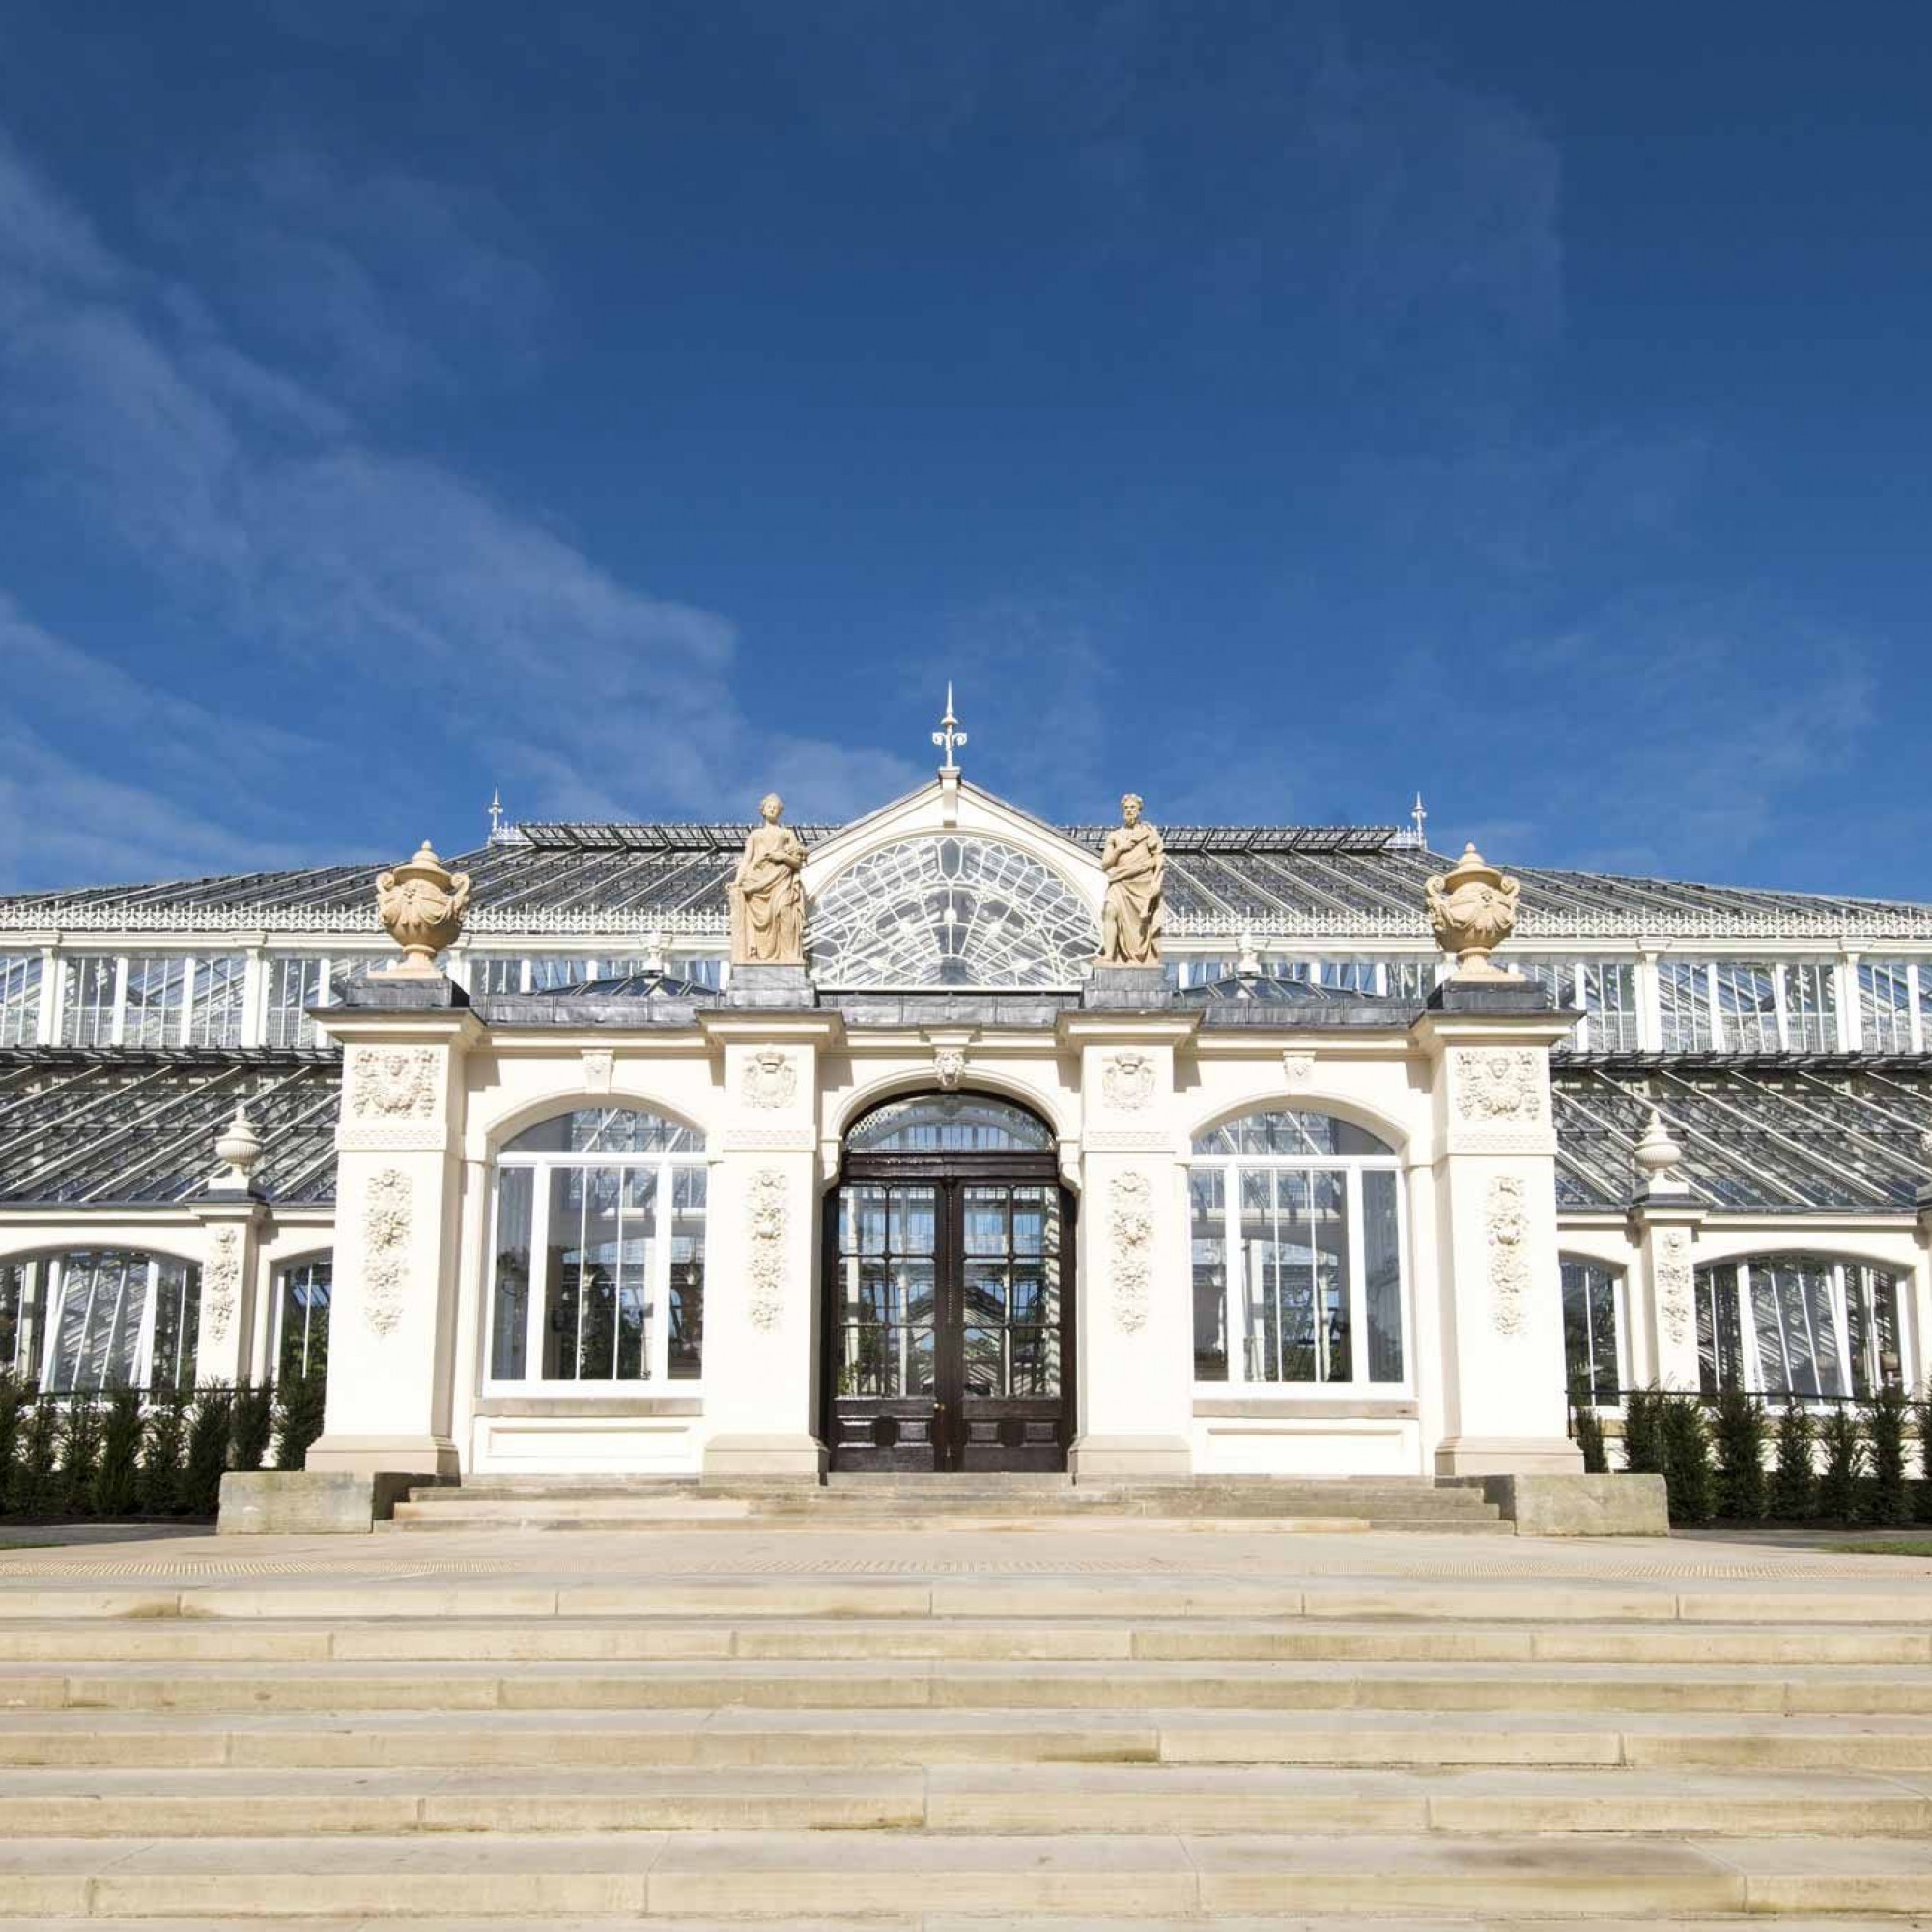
<box><xmin>1098</xmin><ymin>792</ymin><xmax>1165</xmax><ymax>965</ymax></box>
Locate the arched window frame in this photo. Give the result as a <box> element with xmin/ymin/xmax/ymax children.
<box><xmin>484</xmin><ymin>1105</ymin><xmax>709</xmax><ymax>1393</ymax></box>
<box><xmin>1185</xmin><ymin>1108</ymin><xmax>1409</xmax><ymax>1394</ymax></box>
<box><xmin>1694</xmin><ymin>1253</ymin><xmax>1913</xmax><ymax>1402</ymax></box>
<box><xmin>14</xmin><ymin>1250</ymin><xmax>200</xmax><ymax>1394</ymax></box>
<box><xmin>1560</xmin><ymin>1255</ymin><xmax>1627</xmax><ymax>1410</ymax></box>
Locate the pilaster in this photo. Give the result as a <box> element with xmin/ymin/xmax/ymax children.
<box><xmin>1627</xmin><ymin>1195</ymin><xmax>1707</xmax><ymax>1391</ymax></box>
<box><xmin>697</xmin><ymin>1010</ymin><xmax>845</xmax><ymax>1481</ymax></box>
<box><xmin>305</xmin><ymin>991</ymin><xmax>486</xmax><ymax>1479</ymax></box>
<box><xmin>1411</xmin><ymin>988</ymin><xmax>1582</xmax><ymax>1476</ymax></box>
<box><xmin>1058</xmin><ymin>1011</ymin><xmax>1197</xmax><ymax>1480</ymax></box>
<box><xmin>187</xmin><ymin>1194</ymin><xmax>269</xmax><ymax>1388</ymax></box>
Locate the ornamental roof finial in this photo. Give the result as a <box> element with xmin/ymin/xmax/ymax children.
<box><xmin>932</xmin><ymin>682</ymin><xmax>968</xmax><ymax>776</ymax></box>
<box><xmin>488</xmin><ymin>787</ymin><xmax>504</xmax><ymax>839</ymax></box>
<box><xmin>1411</xmin><ymin>791</ymin><xmax>1428</xmax><ymax>843</ymax></box>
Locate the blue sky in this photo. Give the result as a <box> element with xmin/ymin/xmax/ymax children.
<box><xmin>1</xmin><ymin>2</ymin><xmax>1927</xmax><ymax>896</ymax></box>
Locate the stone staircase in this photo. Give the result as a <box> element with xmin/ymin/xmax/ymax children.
<box><xmin>383</xmin><ymin>1472</ymin><xmax>1516</xmax><ymax>1534</ymax></box>
<box><xmin>1</xmin><ymin>1541</ymin><xmax>1930</xmax><ymax>1923</ymax></box>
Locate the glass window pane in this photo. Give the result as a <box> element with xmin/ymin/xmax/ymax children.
<box><xmin>278</xmin><ymin>1260</ymin><xmax>332</xmax><ymax>1384</ymax></box>
<box><xmin>504</xmin><ymin>1108</ymin><xmax>700</xmax><ymax>1155</ymax></box>
<box><xmin>62</xmin><ymin>957</ymin><xmax>119</xmax><ymax>1047</ymax></box>
<box><xmin>1193</xmin><ymin>1110</ymin><xmax>1393</xmax><ymax>1158</ymax></box>
<box><xmin>0</xmin><ymin>1261</ymin><xmax>23</xmax><ymax>1373</ymax></box>
<box><xmin>1190</xmin><ymin>1168</ymin><xmax>1227</xmax><ymax>1382</ymax></box>
<box><xmin>491</xmin><ymin>1168</ymin><xmax>533</xmax><ymax>1379</ymax></box>
<box><xmin>1561</xmin><ymin>1258</ymin><xmax>1619</xmax><ymax>1406</ymax></box>
<box><xmin>1658</xmin><ymin>961</ymin><xmax>1712</xmax><ymax>1053</ymax></box>
<box><xmin>845</xmin><ymin>1094</ymin><xmax>1051</xmax><ymax>1152</ymax></box>
<box><xmin>1697</xmin><ymin>1264</ymin><xmax>1745</xmax><ymax>1395</ymax></box>
<box><xmin>0</xmin><ymin>954</ymin><xmax>43</xmax><ymax>1046</ymax></box>
<box><xmin>668</xmin><ymin>1165</ymin><xmax>705</xmax><ymax>1379</ymax></box>
<box><xmin>188</xmin><ymin>955</ymin><xmax>247</xmax><ymax>1047</ymax></box>
<box><xmin>1362</xmin><ymin>1170</ymin><xmax>1404</xmax><ymax>1383</ymax></box>
<box><xmin>614</xmin><ymin>1168</ymin><xmax>656</xmax><ymax>1381</ymax></box>
<box><xmin>1860</xmin><ymin>961</ymin><xmax>1915</xmax><ymax>1052</ymax></box>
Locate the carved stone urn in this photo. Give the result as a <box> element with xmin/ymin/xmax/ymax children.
<box><xmin>375</xmin><ymin>841</ymin><xmax>472</xmax><ymax>976</ymax></box>
<box><xmin>1424</xmin><ymin>842</ymin><xmax>1522</xmax><ymax>980</ymax></box>
<box><xmin>210</xmin><ymin>1103</ymin><xmax>263</xmax><ymax>1190</ymax></box>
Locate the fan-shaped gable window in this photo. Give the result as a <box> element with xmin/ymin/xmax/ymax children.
<box><xmin>846</xmin><ymin>1094</ymin><xmax>1052</xmax><ymax>1154</ymax></box>
<box><xmin>1192</xmin><ymin>1109</ymin><xmax>1393</xmax><ymax>1159</ymax></box>
<box><xmin>810</xmin><ymin>836</ymin><xmax>1097</xmax><ymax>990</ymax></box>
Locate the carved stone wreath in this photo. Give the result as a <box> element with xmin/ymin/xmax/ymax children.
<box><xmin>1102</xmin><ymin>1049</ymin><xmax>1157</xmax><ymax>1113</ymax></box>
<box><xmin>361</xmin><ymin>1167</ymin><xmax>412</xmax><ymax>1337</ymax></box>
<box><xmin>746</xmin><ymin>1168</ymin><xmax>788</xmax><ymax>1329</ymax></box>
<box><xmin>741</xmin><ymin>1048</ymin><xmax>798</xmax><ymax>1111</ymax></box>
<box><xmin>349</xmin><ymin>1046</ymin><xmax>439</xmax><ymax>1121</ymax></box>
<box><xmin>1455</xmin><ymin>1048</ymin><xmax>1542</xmax><ymax>1123</ymax></box>
<box><xmin>1656</xmin><ymin>1226</ymin><xmax>1693</xmax><ymax>1348</ymax></box>
<box><xmin>203</xmin><ymin>1226</ymin><xmax>241</xmax><ymax>1344</ymax></box>
<box><xmin>1109</xmin><ymin>1170</ymin><xmax>1154</xmax><ymax>1333</ymax></box>
<box><xmin>581</xmin><ymin>1048</ymin><xmax>614</xmax><ymax>1095</ymax></box>
<box><xmin>1486</xmin><ymin>1174</ymin><xmax>1531</xmax><ymax>1336</ymax></box>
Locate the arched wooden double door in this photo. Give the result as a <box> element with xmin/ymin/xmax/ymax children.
<box><xmin>822</xmin><ymin>1094</ymin><xmax>1073</xmax><ymax>1472</ymax></box>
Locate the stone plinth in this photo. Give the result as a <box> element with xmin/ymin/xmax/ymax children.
<box><xmin>217</xmin><ymin>1470</ymin><xmax>436</xmax><ymax>1535</ymax></box>
<box><xmin>725</xmin><ymin>965</ymin><xmax>818</xmax><ymax>1008</ymax></box>
<box><xmin>1082</xmin><ymin>965</ymin><xmax>1170</xmax><ymax>1010</ymax></box>
<box><xmin>1450</xmin><ymin>1471</ymin><xmax>1670</xmax><ymax>1537</ymax></box>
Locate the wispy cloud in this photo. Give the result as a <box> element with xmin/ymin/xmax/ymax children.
<box><xmin>0</xmin><ymin>121</ymin><xmax>920</xmax><ymax>891</ymax></box>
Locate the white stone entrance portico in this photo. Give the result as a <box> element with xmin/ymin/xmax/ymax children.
<box><xmin>298</xmin><ymin>762</ymin><xmax>1581</xmax><ymax>1493</ymax></box>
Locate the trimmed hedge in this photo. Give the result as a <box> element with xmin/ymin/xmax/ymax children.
<box><xmin>0</xmin><ymin>1372</ymin><xmax>307</xmax><ymax>1522</ymax></box>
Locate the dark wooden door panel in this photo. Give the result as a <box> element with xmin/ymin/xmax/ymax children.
<box><xmin>825</xmin><ymin>1163</ymin><xmax>1071</xmax><ymax>1475</ymax></box>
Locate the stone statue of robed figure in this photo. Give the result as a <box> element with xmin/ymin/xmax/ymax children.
<box><xmin>730</xmin><ymin>792</ymin><xmax>808</xmax><ymax>966</ymax></box>
<box><xmin>1098</xmin><ymin>792</ymin><xmax>1165</xmax><ymax>965</ymax></box>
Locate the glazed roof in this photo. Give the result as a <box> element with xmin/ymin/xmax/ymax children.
<box><xmin>3</xmin><ymin>1046</ymin><xmax>1929</xmax><ymax>1217</ymax></box>
<box><xmin>5</xmin><ymin>817</ymin><xmax>1929</xmax><ymax>940</ymax></box>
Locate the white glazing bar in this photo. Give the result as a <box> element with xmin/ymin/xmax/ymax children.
<box><xmin>134</xmin><ymin>1256</ymin><xmax>161</xmax><ymax>1388</ymax></box>
<box><xmin>1769</xmin><ymin>965</ymin><xmax>1791</xmax><ymax>1052</ymax></box>
<box><xmin>34</xmin><ymin>946</ymin><xmax>58</xmax><ymax>1045</ymax></box>
<box><xmin>1705</xmin><ymin>964</ymin><xmax>1724</xmax><ymax>1052</ymax></box>
<box><xmin>650</xmin><ymin>1164</ymin><xmax>673</xmax><ymax>1383</ymax></box>
<box><xmin>1833</xmin><ymin>1262</ymin><xmax>1857</xmax><ymax>1398</ymax></box>
<box><xmin>177</xmin><ymin>960</ymin><xmax>196</xmax><ymax>1047</ymax></box>
<box><xmin>109</xmin><ymin>955</ymin><xmax>128</xmax><ymax>1048</ymax></box>
<box><xmin>1634</xmin><ymin>952</ymin><xmax>1662</xmax><ymax>1052</ymax></box>
<box><xmin>242</xmin><ymin>948</ymin><xmax>267</xmax><ymax>1049</ymax></box>
<box><xmin>523</xmin><ymin>1168</ymin><xmax>551</xmax><ymax>1383</ymax></box>
<box><xmin>1837</xmin><ymin>954</ymin><xmax>1863</xmax><ymax>1052</ymax></box>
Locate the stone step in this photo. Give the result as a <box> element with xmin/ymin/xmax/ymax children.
<box><xmin>3</xmin><ymin>1705</ymin><xmax>1929</xmax><ymax>1771</ymax></box>
<box><xmin>377</xmin><ymin>1507</ymin><xmax>1515</xmax><ymax>1535</ymax></box>
<box><xmin>3</xmin><ymin>1921</ymin><xmax>1925</xmax><ymax>1932</ymax></box>
<box><xmin>3</xmin><ymin>1615</ymin><xmax>1922</xmax><ymax>1666</ymax></box>
<box><xmin>10</xmin><ymin>1577</ymin><xmax>1932</xmax><ymax>1623</ymax></box>
<box><xmin>0</xmin><ymin>1763</ymin><xmax>1926</xmax><ymax>1838</ymax></box>
<box><xmin>4</xmin><ymin>1829</ymin><xmax>1932</xmax><ymax>1917</ymax></box>
<box><xmin>10</xmin><ymin>1656</ymin><xmax>1932</xmax><ymax>1716</ymax></box>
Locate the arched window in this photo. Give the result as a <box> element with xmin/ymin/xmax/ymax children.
<box><xmin>845</xmin><ymin>1094</ymin><xmax>1052</xmax><ymax>1154</ymax></box>
<box><xmin>275</xmin><ymin>1258</ymin><xmax>332</xmax><ymax>1384</ymax></box>
<box><xmin>1561</xmin><ymin>1258</ymin><xmax>1624</xmax><ymax>1407</ymax></box>
<box><xmin>489</xmin><ymin>1106</ymin><xmax>707</xmax><ymax>1387</ymax></box>
<box><xmin>1187</xmin><ymin>1109</ymin><xmax>1405</xmax><ymax>1389</ymax></box>
<box><xmin>6</xmin><ymin>1251</ymin><xmax>199</xmax><ymax>1393</ymax></box>
<box><xmin>1695</xmin><ymin>1254</ymin><xmax>1908</xmax><ymax>1400</ymax></box>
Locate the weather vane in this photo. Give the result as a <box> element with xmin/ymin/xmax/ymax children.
<box><xmin>932</xmin><ymin>682</ymin><xmax>967</xmax><ymax>775</ymax></box>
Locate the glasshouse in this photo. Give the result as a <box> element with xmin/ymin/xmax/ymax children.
<box><xmin>2</xmin><ymin>708</ymin><xmax>1928</xmax><ymax>1495</ymax></box>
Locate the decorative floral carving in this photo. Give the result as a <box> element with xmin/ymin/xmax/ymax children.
<box><xmin>581</xmin><ymin>1048</ymin><xmax>614</xmax><ymax>1094</ymax></box>
<box><xmin>349</xmin><ymin>1046</ymin><xmax>439</xmax><ymax>1120</ymax></box>
<box><xmin>1486</xmin><ymin>1174</ymin><xmax>1531</xmax><ymax>1336</ymax></box>
<box><xmin>1656</xmin><ymin>1226</ymin><xmax>1693</xmax><ymax>1347</ymax></box>
<box><xmin>1109</xmin><ymin>1170</ymin><xmax>1154</xmax><ymax>1333</ymax></box>
<box><xmin>204</xmin><ymin>1226</ymin><xmax>241</xmax><ymax>1344</ymax></box>
<box><xmin>1102</xmin><ymin>1049</ymin><xmax>1156</xmax><ymax>1112</ymax></box>
<box><xmin>746</xmin><ymin>1167</ymin><xmax>788</xmax><ymax>1329</ymax></box>
<box><xmin>361</xmin><ymin>1167</ymin><xmax>412</xmax><ymax>1336</ymax></box>
<box><xmin>375</xmin><ymin>842</ymin><xmax>471</xmax><ymax>975</ymax></box>
<box><xmin>933</xmin><ymin>1047</ymin><xmax>966</xmax><ymax>1092</ymax></box>
<box><xmin>741</xmin><ymin>1047</ymin><xmax>798</xmax><ymax>1111</ymax></box>
<box><xmin>1455</xmin><ymin>1048</ymin><xmax>1542</xmax><ymax>1122</ymax></box>
<box><xmin>1425</xmin><ymin>843</ymin><xmax>1520</xmax><ymax>980</ymax></box>
<box><xmin>1281</xmin><ymin>1051</ymin><xmax>1316</xmax><ymax>1091</ymax></box>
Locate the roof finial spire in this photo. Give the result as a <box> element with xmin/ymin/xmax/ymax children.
<box><xmin>931</xmin><ymin>682</ymin><xmax>968</xmax><ymax>776</ymax></box>
<box><xmin>488</xmin><ymin>787</ymin><xmax>504</xmax><ymax>839</ymax></box>
<box><xmin>1411</xmin><ymin>791</ymin><xmax>1428</xmax><ymax>843</ymax></box>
